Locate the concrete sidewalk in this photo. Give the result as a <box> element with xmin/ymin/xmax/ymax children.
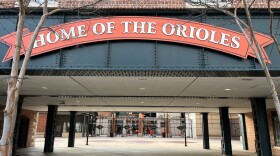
<box><xmin>16</xmin><ymin>137</ymin><xmax>257</xmax><ymax>156</ymax></box>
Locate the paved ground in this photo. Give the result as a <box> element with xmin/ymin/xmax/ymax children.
<box><xmin>16</xmin><ymin>137</ymin><xmax>257</xmax><ymax>156</ymax></box>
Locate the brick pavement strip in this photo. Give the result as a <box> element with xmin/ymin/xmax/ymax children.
<box><xmin>16</xmin><ymin>137</ymin><xmax>259</xmax><ymax>156</ymax></box>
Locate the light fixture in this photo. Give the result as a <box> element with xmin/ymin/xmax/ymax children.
<box><xmin>196</xmin><ymin>103</ymin><xmax>200</xmax><ymax>105</ymax></box>
<box><xmin>59</xmin><ymin>101</ymin><xmax>65</xmax><ymax>105</ymax></box>
<box><xmin>41</xmin><ymin>87</ymin><xmax>48</xmax><ymax>89</ymax></box>
<box><xmin>76</xmin><ymin>101</ymin><xmax>80</xmax><ymax>103</ymax></box>
<box><xmin>140</xmin><ymin>101</ymin><xmax>144</xmax><ymax>104</ymax></box>
<box><xmin>241</xmin><ymin>78</ymin><xmax>253</xmax><ymax>81</ymax></box>
<box><xmin>225</xmin><ymin>88</ymin><xmax>231</xmax><ymax>91</ymax></box>
<box><xmin>137</xmin><ymin>78</ymin><xmax>148</xmax><ymax>81</ymax></box>
<box><xmin>139</xmin><ymin>88</ymin><xmax>145</xmax><ymax>90</ymax></box>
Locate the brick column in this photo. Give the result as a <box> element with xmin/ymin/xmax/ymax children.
<box><xmin>110</xmin><ymin>113</ymin><xmax>116</xmax><ymax>137</ymax></box>
<box><xmin>138</xmin><ymin>118</ymin><xmax>143</xmax><ymax>137</ymax></box>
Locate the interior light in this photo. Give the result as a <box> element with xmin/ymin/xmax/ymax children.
<box><xmin>137</xmin><ymin>78</ymin><xmax>148</xmax><ymax>81</ymax></box>
<box><xmin>59</xmin><ymin>101</ymin><xmax>65</xmax><ymax>105</ymax></box>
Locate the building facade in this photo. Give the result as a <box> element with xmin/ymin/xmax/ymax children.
<box><xmin>0</xmin><ymin>0</ymin><xmax>279</xmax><ymax>156</ymax></box>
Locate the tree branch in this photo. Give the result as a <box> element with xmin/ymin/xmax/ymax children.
<box><xmin>268</xmin><ymin>0</ymin><xmax>280</xmax><ymax>54</ymax></box>
<box><xmin>16</xmin><ymin>1</ymin><xmax>61</xmax><ymax>89</ymax></box>
<box><xmin>242</xmin><ymin>0</ymin><xmax>280</xmax><ymax>120</ymax></box>
<box><xmin>248</xmin><ymin>0</ymin><xmax>256</xmax><ymax>9</ymax></box>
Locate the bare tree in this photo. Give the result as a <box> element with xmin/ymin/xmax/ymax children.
<box><xmin>188</xmin><ymin>0</ymin><xmax>280</xmax><ymax>119</ymax></box>
<box><xmin>0</xmin><ymin>1</ymin><xmax>61</xmax><ymax>155</ymax></box>
<box><xmin>0</xmin><ymin>0</ymin><xmax>104</xmax><ymax>155</ymax></box>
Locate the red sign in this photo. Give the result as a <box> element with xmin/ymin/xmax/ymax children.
<box><xmin>0</xmin><ymin>16</ymin><xmax>273</xmax><ymax>63</ymax></box>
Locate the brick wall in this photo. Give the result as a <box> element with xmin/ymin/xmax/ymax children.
<box><xmin>245</xmin><ymin>110</ymin><xmax>280</xmax><ymax>155</ymax></box>
<box><xmin>21</xmin><ymin>109</ymin><xmax>39</xmax><ymax>147</ymax></box>
<box><xmin>233</xmin><ymin>0</ymin><xmax>280</xmax><ymax>9</ymax></box>
<box><xmin>57</xmin><ymin>0</ymin><xmax>185</xmax><ymax>9</ymax></box>
<box><xmin>267</xmin><ymin>111</ymin><xmax>280</xmax><ymax>156</ymax></box>
<box><xmin>56</xmin><ymin>0</ymin><xmax>280</xmax><ymax>9</ymax></box>
<box><xmin>37</xmin><ymin>112</ymin><xmax>47</xmax><ymax>133</ymax></box>
<box><xmin>0</xmin><ymin>105</ymin><xmax>38</xmax><ymax>148</ymax></box>
<box><xmin>245</xmin><ymin>112</ymin><xmax>256</xmax><ymax>151</ymax></box>
<box><xmin>195</xmin><ymin>113</ymin><xmax>240</xmax><ymax>139</ymax></box>
<box><xmin>0</xmin><ymin>0</ymin><xmax>279</xmax><ymax>9</ymax></box>
<box><xmin>196</xmin><ymin>113</ymin><xmax>222</xmax><ymax>138</ymax></box>
<box><xmin>0</xmin><ymin>0</ymin><xmax>16</xmax><ymax>8</ymax></box>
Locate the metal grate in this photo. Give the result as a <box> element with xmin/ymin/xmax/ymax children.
<box><xmin>22</xmin><ymin>70</ymin><xmax>257</xmax><ymax>77</ymax></box>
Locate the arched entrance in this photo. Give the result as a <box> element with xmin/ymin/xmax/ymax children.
<box><xmin>0</xmin><ymin>10</ymin><xmax>279</xmax><ymax>156</ymax></box>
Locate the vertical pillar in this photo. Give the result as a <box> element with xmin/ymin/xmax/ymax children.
<box><xmin>82</xmin><ymin>114</ymin><xmax>86</xmax><ymax>137</ymax></box>
<box><xmin>86</xmin><ymin>112</ymin><xmax>90</xmax><ymax>145</ymax></box>
<box><xmin>123</xmin><ymin>118</ymin><xmax>127</xmax><ymax>136</ymax></box>
<box><xmin>239</xmin><ymin>113</ymin><xmax>248</xmax><ymax>150</ymax></box>
<box><xmin>44</xmin><ymin>105</ymin><xmax>58</xmax><ymax>153</ymax></box>
<box><xmin>183</xmin><ymin>113</ymin><xmax>187</xmax><ymax>146</ymax></box>
<box><xmin>138</xmin><ymin>118</ymin><xmax>143</xmax><ymax>137</ymax></box>
<box><xmin>219</xmin><ymin>107</ymin><xmax>232</xmax><ymax>156</ymax></box>
<box><xmin>201</xmin><ymin>113</ymin><xmax>210</xmax><ymax>149</ymax></box>
<box><xmin>165</xmin><ymin>113</ymin><xmax>169</xmax><ymax>138</ymax></box>
<box><xmin>12</xmin><ymin>96</ymin><xmax>24</xmax><ymax>156</ymax></box>
<box><xmin>68</xmin><ymin>111</ymin><xmax>77</xmax><ymax>147</ymax></box>
<box><xmin>251</xmin><ymin>98</ymin><xmax>272</xmax><ymax>156</ymax></box>
<box><xmin>110</xmin><ymin>113</ymin><xmax>116</xmax><ymax>137</ymax></box>
<box><xmin>156</xmin><ymin>119</ymin><xmax>161</xmax><ymax>136</ymax></box>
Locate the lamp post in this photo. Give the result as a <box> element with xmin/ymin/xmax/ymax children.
<box><xmin>86</xmin><ymin>112</ymin><xmax>90</xmax><ymax>145</ymax></box>
<box><xmin>184</xmin><ymin>113</ymin><xmax>187</xmax><ymax>147</ymax></box>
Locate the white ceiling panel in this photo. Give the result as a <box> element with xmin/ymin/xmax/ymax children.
<box><xmin>101</xmin><ymin>97</ymin><xmax>173</xmax><ymax>106</ymax></box>
<box><xmin>21</xmin><ymin>105</ymin><xmax>255</xmax><ymax>113</ymax></box>
<box><xmin>113</xmin><ymin>107</ymin><xmax>164</xmax><ymax>112</ymax></box>
<box><xmin>23</xmin><ymin>106</ymin><xmax>48</xmax><ymax>112</ymax></box>
<box><xmin>169</xmin><ymin>98</ymin><xmax>250</xmax><ymax>107</ymax></box>
<box><xmin>180</xmin><ymin>77</ymin><xmax>280</xmax><ymax>97</ymax></box>
<box><xmin>0</xmin><ymin>75</ymin><xmax>279</xmax><ymax>113</ymax></box>
<box><xmin>0</xmin><ymin>76</ymin><xmax>93</xmax><ymax>96</ymax></box>
<box><xmin>16</xmin><ymin>96</ymin><xmax>276</xmax><ymax>113</ymax></box>
<box><xmin>23</xmin><ymin>97</ymin><xmax>106</xmax><ymax>106</ymax></box>
<box><xmin>161</xmin><ymin>107</ymin><xmax>219</xmax><ymax>113</ymax></box>
<box><xmin>57</xmin><ymin>106</ymin><xmax>117</xmax><ymax>112</ymax></box>
<box><xmin>71</xmin><ymin>77</ymin><xmax>196</xmax><ymax>96</ymax></box>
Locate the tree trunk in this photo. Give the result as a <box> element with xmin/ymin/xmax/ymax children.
<box><xmin>0</xmin><ymin>0</ymin><xmax>99</xmax><ymax>155</ymax></box>
<box><xmin>202</xmin><ymin>0</ymin><xmax>280</xmax><ymax>120</ymax></box>
<box><xmin>0</xmin><ymin>78</ymin><xmax>20</xmax><ymax>156</ymax></box>
<box><xmin>242</xmin><ymin>0</ymin><xmax>280</xmax><ymax>120</ymax></box>
<box><xmin>0</xmin><ymin>1</ymin><xmax>26</xmax><ymax>154</ymax></box>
